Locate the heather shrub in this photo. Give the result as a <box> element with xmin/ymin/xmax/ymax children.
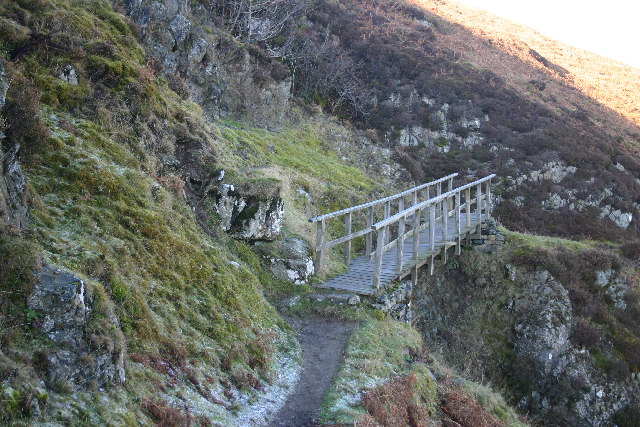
<box><xmin>570</xmin><ymin>318</ymin><xmax>600</xmax><ymax>349</ymax></box>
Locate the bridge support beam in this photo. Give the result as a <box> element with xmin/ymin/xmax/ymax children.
<box><xmin>411</xmin><ymin>264</ymin><xmax>418</xmax><ymax>288</ymax></box>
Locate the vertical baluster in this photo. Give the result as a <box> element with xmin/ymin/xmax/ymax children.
<box><xmin>455</xmin><ymin>191</ymin><xmax>461</xmax><ymax>255</ymax></box>
<box><xmin>344</xmin><ymin>212</ymin><xmax>352</xmax><ymax>265</ymax></box>
<box><xmin>485</xmin><ymin>178</ymin><xmax>492</xmax><ymax>219</ymax></box>
<box><xmin>411</xmin><ymin>264</ymin><xmax>418</xmax><ymax>288</ymax></box>
<box><xmin>366</xmin><ymin>206</ymin><xmax>374</xmax><ymax>258</ymax></box>
<box><xmin>396</xmin><ymin>198</ymin><xmax>405</xmax><ymax>271</ymax></box>
<box><xmin>476</xmin><ymin>183</ymin><xmax>482</xmax><ymax>232</ymax></box>
<box><xmin>315</xmin><ymin>219</ymin><xmax>326</xmax><ymax>272</ymax></box>
<box><xmin>412</xmin><ymin>207</ymin><xmax>421</xmax><ymax>260</ymax></box>
<box><xmin>412</xmin><ymin>190</ymin><xmax>418</xmax><ymax>226</ymax></box>
<box><xmin>448</xmin><ymin>176</ymin><xmax>454</xmax><ymax>192</ymax></box>
<box><xmin>423</xmin><ymin>185</ymin><xmax>430</xmax><ymax>224</ymax></box>
<box><xmin>384</xmin><ymin>200</ymin><xmax>391</xmax><ymax>245</ymax></box>
<box><xmin>465</xmin><ymin>187</ymin><xmax>471</xmax><ymax>228</ymax></box>
<box><xmin>373</xmin><ymin>228</ymin><xmax>386</xmax><ymax>289</ymax></box>
<box><xmin>436</xmin><ymin>182</ymin><xmax>442</xmax><ymax>217</ymax></box>
<box><xmin>429</xmin><ymin>203</ymin><xmax>436</xmax><ymax>275</ymax></box>
<box><xmin>442</xmin><ymin>196</ymin><xmax>449</xmax><ymax>264</ymax></box>
<box><xmin>442</xmin><ymin>196</ymin><xmax>448</xmax><ymax>242</ymax></box>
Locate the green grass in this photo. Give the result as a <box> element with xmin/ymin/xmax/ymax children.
<box><xmin>462</xmin><ymin>381</ymin><xmax>527</xmax><ymax>427</ymax></box>
<box><xmin>212</xmin><ymin>119</ymin><xmax>385</xmax><ymax>278</ymax></box>
<box><xmin>215</xmin><ymin>119</ymin><xmax>374</xmax><ymax>205</ymax></box>
<box><xmin>503</xmin><ymin>228</ymin><xmax>597</xmax><ymax>252</ymax></box>
<box><xmin>0</xmin><ymin>0</ymin><xmax>299</xmax><ymax>423</ymax></box>
<box><xmin>319</xmin><ymin>319</ymin><xmax>423</xmax><ymax>423</ymax></box>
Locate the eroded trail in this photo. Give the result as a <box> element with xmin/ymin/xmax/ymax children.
<box><xmin>268</xmin><ymin>315</ymin><xmax>356</xmax><ymax>427</ymax></box>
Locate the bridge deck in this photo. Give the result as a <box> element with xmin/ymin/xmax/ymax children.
<box><xmin>319</xmin><ymin>213</ymin><xmax>480</xmax><ymax>295</ymax></box>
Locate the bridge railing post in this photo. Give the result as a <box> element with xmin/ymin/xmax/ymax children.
<box><xmin>315</xmin><ymin>219</ymin><xmax>326</xmax><ymax>272</ymax></box>
<box><xmin>411</xmin><ymin>190</ymin><xmax>418</xmax><ymax>227</ymax></box>
<box><xmin>423</xmin><ymin>185</ymin><xmax>430</xmax><ymax>224</ymax></box>
<box><xmin>485</xmin><ymin>178</ymin><xmax>492</xmax><ymax>219</ymax></box>
<box><xmin>412</xmin><ymin>207</ymin><xmax>421</xmax><ymax>261</ymax></box>
<box><xmin>344</xmin><ymin>212</ymin><xmax>352</xmax><ymax>265</ymax></box>
<box><xmin>384</xmin><ymin>200</ymin><xmax>391</xmax><ymax>245</ymax></box>
<box><xmin>436</xmin><ymin>182</ymin><xmax>442</xmax><ymax>217</ymax></box>
<box><xmin>429</xmin><ymin>203</ymin><xmax>436</xmax><ymax>274</ymax></box>
<box><xmin>396</xmin><ymin>198</ymin><xmax>405</xmax><ymax>271</ymax></box>
<box><xmin>373</xmin><ymin>228</ymin><xmax>386</xmax><ymax>289</ymax></box>
<box><xmin>476</xmin><ymin>183</ymin><xmax>482</xmax><ymax>233</ymax></box>
<box><xmin>465</xmin><ymin>187</ymin><xmax>471</xmax><ymax>228</ymax></box>
<box><xmin>442</xmin><ymin>195</ymin><xmax>449</xmax><ymax>264</ymax></box>
<box><xmin>366</xmin><ymin>206</ymin><xmax>374</xmax><ymax>259</ymax></box>
<box><xmin>455</xmin><ymin>191</ymin><xmax>461</xmax><ymax>255</ymax></box>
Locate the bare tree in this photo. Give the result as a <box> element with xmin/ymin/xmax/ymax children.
<box><xmin>212</xmin><ymin>0</ymin><xmax>311</xmax><ymax>43</ymax></box>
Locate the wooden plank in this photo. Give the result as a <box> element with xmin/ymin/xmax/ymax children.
<box><xmin>316</xmin><ymin>226</ymin><xmax>371</xmax><ymax>251</ymax></box>
<box><xmin>314</xmin><ymin>176</ymin><xmax>496</xmax><ymax>294</ymax></box>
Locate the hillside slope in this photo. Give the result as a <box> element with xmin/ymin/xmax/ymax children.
<box><xmin>278</xmin><ymin>0</ymin><xmax>640</xmax><ymax>240</ymax></box>
<box><xmin>1</xmin><ymin>0</ymin><xmax>639</xmax><ymax>425</ymax></box>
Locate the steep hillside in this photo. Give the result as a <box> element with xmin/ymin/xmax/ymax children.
<box><xmin>271</xmin><ymin>0</ymin><xmax>640</xmax><ymax>241</ymax></box>
<box><xmin>417</xmin><ymin>0</ymin><xmax>640</xmax><ymax>129</ymax></box>
<box><xmin>1</xmin><ymin>0</ymin><xmax>639</xmax><ymax>425</ymax></box>
<box><xmin>0</xmin><ymin>0</ymin><xmax>392</xmax><ymax>423</ymax></box>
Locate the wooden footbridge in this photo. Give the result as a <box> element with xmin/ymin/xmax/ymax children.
<box><xmin>309</xmin><ymin>173</ymin><xmax>495</xmax><ymax>295</ymax></box>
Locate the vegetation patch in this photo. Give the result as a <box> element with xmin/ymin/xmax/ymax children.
<box><xmin>319</xmin><ymin>320</ymin><xmax>424</xmax><ymax>423</ymax></box>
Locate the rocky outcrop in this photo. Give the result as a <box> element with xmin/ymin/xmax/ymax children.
<box><xmin>513</xmin><ymin>270</ymin><xmax>631</xmax><ymax>425</ymax></box>
<box><xmin>0</xmin><ymin>60</ymin><xmax>28</xmax><ymax>232</ymax></box>
<box><xmin>120</xmin><ymin>0</ymin><xmax>291</xmax><ymax>124</ymax></box>
<box><xmin>215</xmin><ymin>182</ymin><xmax>284</xmax><ymax>240</ymax></box>
<box><xmin>594</xmin><ymin>269</ymin><xmax>629</xmax><ymax>310</ymax></box>
<box><xmin>0</xmin><ymin>142</ymin><xmax>28</xmax><ymax>231</ymax></box>
<box><xmin>373</xmin><ymin>281</ymin><xmax>412</xmax><ymax>323</ymax></box>
<box><xmin>415</xmin><ymin>258</ymin><xmax>636</xmax><ymax>427</ymax></box>
<box><xmin>512</xmin><ymin>271</ymin><xmax>572</xmax><ymax>385</ymax></box>
<box><xmin>27</xmin><ymin>266</ymin><xmax>125</xmax><ymax>389</ymax></box>
<box><xmin>254</xmin><ymin>237</ymin><xmax>314</xmax><ymax>284</ymax></box>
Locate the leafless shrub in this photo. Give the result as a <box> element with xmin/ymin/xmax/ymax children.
<box><xmin>570</xmin><ymin>318</ymin><xmax>600</xmax><ymax>349</ymax></box>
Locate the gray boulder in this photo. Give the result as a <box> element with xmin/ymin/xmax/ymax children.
<box><xmin>255</xmin><ymin>237</ymin><xmax>314</xmax><ymax>284</ymax></box>
<box><xmin>215</xmin><ymin>182</ymin><xmax>284</xmax><ymax>240</ymax></box>
<box><xmin>58</xmin><ymin>64</ymin><xmax>78</xmax><ymax>85</ymax></box>
<box><xmin>27</xmin><ymin>266</ymin><xmax>125</xmax><ymax>389</ymax></box>
<box><xmin>309</xmin><ymin>293</ymin><xmax>360</xmax><ymax>305</ymax></box>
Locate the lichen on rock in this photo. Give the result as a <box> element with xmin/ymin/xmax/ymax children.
<box><xmin>27</xmin><ymin>266</ymin><xmax>125</xmax><ymax>389</ymax></box>
<box><xmin>254</xmin><ymin>237</ymin><xmax>314</xmax><ymax>284</ymax></box>
<box><xmin>215</xmin><ymin>181</ymin><xmax>284</xmax><ymax>240</ymax></box>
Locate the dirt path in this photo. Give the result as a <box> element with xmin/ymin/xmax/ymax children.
<box><xmin>267</xmin><ymin>315</ymin><xmax>356</xmax><ymax>427</ymax></box>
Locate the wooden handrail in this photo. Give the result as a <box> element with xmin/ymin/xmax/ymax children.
<box><xmin>309</xmin><ymin>173</ymin><xmax>459</xmax><ymax>271</ymax></box>
<box><xmin>371</xmin><ymin>175</ymin><xmax>496</xmax><ymax>230</ymax></box>
<box><xmin>370</xmin><ymin>174</ymin><xmax>494</xmax><ymax>288</ymax></box>
<box><xmin>308</xmin><ymin>173</ymin><xmax>458</xmax><ymax>223</ymax></box>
